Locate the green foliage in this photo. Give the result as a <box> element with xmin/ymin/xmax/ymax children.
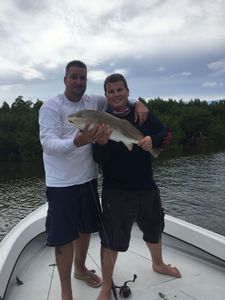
<box><xmin>0</xmin><ymin>96</ymin><xmax>225</xmax><ymax>161</ymax></box>
<box><xmin>0</xmin><ymin>97</ymin><xmax>43</xmax><ymax>161</ymax></box>
<box><xmin>140</xmin><ymin>97</ymin><xmax>225</xmax><ymax>155</ymax></box>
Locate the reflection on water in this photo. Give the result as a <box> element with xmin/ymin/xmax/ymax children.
<box><xmin>0</xmin><ymin>178</ymin><xmax>46</xmax><ymax>241</ymax></box>
<box><xmin>0</xmin><ymin>152</ymin><xmax>225</xmax><ymax>242</ymax></box>
<box><xmin>154</xmin><ymin>151</ymin><xmax>225</xmax><ymax>236</ymax></box>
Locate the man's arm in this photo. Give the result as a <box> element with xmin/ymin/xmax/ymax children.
<box><xmin>92</xmin><ymin>124</ymin><xmax>112</xmax><ymax>164</ymax></box>
<box><xmin>39</xmin><ymin>103</ymin><xmax>76</xmax><ymax>154</ymax></box>
<box><xmin>149</xmin><ymin>114</ymin><xmax>172</xmax><ymax>149</ymax></box>
<box><xmin>138</xmin><ymin>113</ymin><xmax>172</xmax><ymax>153</ymax></box>
<box><xmin>134</xmin><ymin>100</ymin><xmax>149</xmax><ymax>125</ymax></box>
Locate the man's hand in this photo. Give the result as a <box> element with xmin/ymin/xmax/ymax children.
<box><xmin>138</xmin><ymin>136</ymin><xmax>152</xmax><ymax>152</ymax></box>
<box><xmin>134</xmin><ymin>101</ymin><xmax>149</xmax><ymax>125</ymax></box>
<box><xmin>95</xmin><ymin>124</ymin><xmax>112</xmax><ymax>145</ymax></box>
<box><xmin>74</xmin><ymin>124</ymin><xmax>102</xmax><ymax>147</ymax></box>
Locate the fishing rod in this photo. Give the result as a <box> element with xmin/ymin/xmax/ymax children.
<box><xmin>89</xmin><ymin>181</ymin><xmax>138</xmax><ymax>298</ymax></box>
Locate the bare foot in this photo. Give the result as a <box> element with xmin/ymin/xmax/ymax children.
<box><xmin>97</xmin><ymin>287</ymin><xmax>111</xmax><ymax>300</ymax></box>
<box><xmin>153</xmin><ymin>263</ymin><xmax>181</xmax><ymax>278</ymax></box>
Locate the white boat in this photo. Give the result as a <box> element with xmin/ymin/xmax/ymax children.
<box><xmin>0</xmin><ymin>203</ymin><xmax>225</xmax><ymax>300</ymax></box>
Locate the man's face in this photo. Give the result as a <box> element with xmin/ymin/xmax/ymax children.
<box><xmin>105</xmin><ymin>81</ymin><xmax>129</xmax><ymax>111</ymax></box>
<box><xmin>64</xmin><ymin>66</ymin><xmax>87</xmax><ymax>101</ymax></box>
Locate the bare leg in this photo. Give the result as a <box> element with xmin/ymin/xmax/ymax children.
<box><xmin>55</xmin><ymin>242</ymin><xmax>74</xmax><ymax>300</ymax></box>
<box><xmin>146</xmin><ymin>240</ymin><xmax>181</xmax><ymax>278</ymax></box>
<box><xmin>74</xmin><ymin>233</ymin><xmax>90</xmax><ymax>274</ymax></box>
<box><xmin>73</xmin><ymin>233</ymin><xmax>102</xmax><ymax>286</ymax></box>
<box><xmin>97</xmin><ymin>246</ymin><xmax>118</xmax><ymax>300</ymax></box>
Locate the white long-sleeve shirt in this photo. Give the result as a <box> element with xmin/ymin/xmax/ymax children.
<box><xmin>39</xmin><ymin>93</ymin><xmax>107</xmax><ymax>187</ymax></box>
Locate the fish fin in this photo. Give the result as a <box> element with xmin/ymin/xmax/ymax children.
<box><xmin>124</xmin><ymin>143</ymin><xmax>134</xmax><ymax>151</ymax></box>
<box><xmin>149</xmin><ymin>148</ymin><xmax>164</xmax><ymax>158</ymax></box>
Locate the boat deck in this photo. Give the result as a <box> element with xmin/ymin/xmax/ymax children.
<box><xmin>3</xmin><ymin>225</ymin><xmax>225</xmax><ymax>300</ymax></box>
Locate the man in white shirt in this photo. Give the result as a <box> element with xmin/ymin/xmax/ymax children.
<box><xmin>39</xmin><ymin>60</ymin><xmax>148</xmax><ymax>300</ymax></box>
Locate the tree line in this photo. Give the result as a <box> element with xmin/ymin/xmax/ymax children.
<box><xmin>0</xmin><ymin>96</ymin><xmax>225</xmax><ymax>162</ymax></box>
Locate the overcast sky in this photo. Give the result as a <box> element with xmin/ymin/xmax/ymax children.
<box><xmin>0</xmin><ymin>0</ymin><xmax>225</xmax><ymax>106</ymax></box>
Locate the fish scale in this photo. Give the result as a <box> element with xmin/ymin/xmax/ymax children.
<box><xmin>68</xmin><ymin>109</ymin><xmax>162</xmax><ymax>158</ymax></box>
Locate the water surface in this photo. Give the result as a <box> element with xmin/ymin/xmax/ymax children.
<box><xmin>0</xmin><ymin>152</ymin><xmax>224</xmax><ymax>242</ymax></box>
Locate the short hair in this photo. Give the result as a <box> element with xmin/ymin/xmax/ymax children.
<box><xmin>65</xmin><ymin>60</ymin><xmax>87</xmax><ymax>76</ymax></box>
<box><xmin>104</xmin><ymin>73</ymin><xmax>129</xmax><ymax>92</ymax></box>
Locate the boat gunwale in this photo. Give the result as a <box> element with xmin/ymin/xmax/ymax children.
<box><xmin>1</xmin><ymin>203</ymin><xmax>225</xmax><ymax>299</ymax></box>
<box><xmin>0</xmin><ymin>204</ymin><xmax>47</xmax><ymax>299</ymax></box>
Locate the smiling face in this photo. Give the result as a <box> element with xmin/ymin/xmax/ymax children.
<box><xmin>105</xmin><ymin>80</ymin><xmax>129</xmax><ymax>112</ymax></box>
<box><xmin>64</xmin><ymin>66</ymin><xmax>87</xmax><ymax>102</ymax></box>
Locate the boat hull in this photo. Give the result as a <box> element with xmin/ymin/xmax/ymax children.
<box><xmin>1</xmin><ymin>204</ymin><xmax>225</xmax><ymax>300</ymax></box>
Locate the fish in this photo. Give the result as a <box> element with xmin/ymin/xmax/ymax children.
<box><xmin>68</xmin><ymin>110</ymin><xmax>162</xmax><ymax>158</ymax></box>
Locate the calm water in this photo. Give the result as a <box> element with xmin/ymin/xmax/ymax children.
<box><xmin>0</xmin><ymin>152</ymin><xmax>225</xmax><ymax>242</ymax></box>
<box><xmin>153</xmin><ymin>152</ymin><xmax>225</xmax><ymax>236</ymax></box>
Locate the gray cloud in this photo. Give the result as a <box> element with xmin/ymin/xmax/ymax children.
<box><xmin>11</xmin><ymin>0</ymin><xmax>48</xmax><ymax>14</ymax></box>
<box><xmin>0</xmin><ymin>0</ymin><xmax>225</xmax><ymax>105</ymax></box>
